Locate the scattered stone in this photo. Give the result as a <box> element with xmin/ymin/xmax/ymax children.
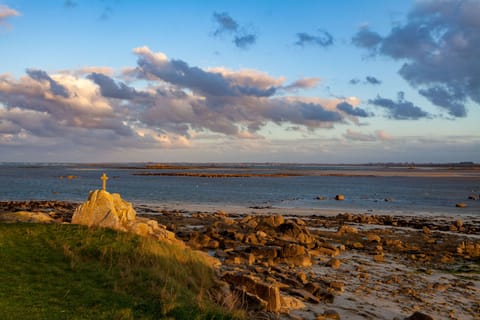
<box><xmin>404</xmin><ymin>311</ymin><xmax>434</xmax><ymax>320</ymax></box>
<box><xmin>335</xmin><ymin>194</ymin><xmax>345</xmax><ymax>201</ymax></box>
<box><xmin>318</xmin><ymin>309</ymin><xmax>341</xmax><ymax>319</ymax></box>
<box><xmin>455</xmin><ymin>203</ymin><xmax>467</xmax><ymax>208</ymax></box>
<box><xmin>221</xmin><ymin>272</ymin><xmax>281</xmax><ymax>312</ymax></box>
<box><xmin>327</xmin><ymin>258</ymin><xmax>341</xmax><ymax>269</ymax></box>
<box><xmin>336</xmin><ymin>225</ymin><xmax>358</xmax><ymax>235</ymax></box>
<box><xmin>367</xmin><ymin>233</ymin><xmax>382</xmax><ymax>243</ymax></box>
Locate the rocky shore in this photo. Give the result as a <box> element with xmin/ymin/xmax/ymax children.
<box><xmin>1</xmin><ymin>200</ymin><xmax>479</xmax><ymax>320</ymax></box>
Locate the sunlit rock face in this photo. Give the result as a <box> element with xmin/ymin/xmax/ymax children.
<box><xmin>72</xmin><ymin>189</ymin><xmax>184</xmax><ymax>246</ymax></box>
<box><xmin>72</xmin><ymin>190</ymin><xmax>136</xmax><ymax>231</ymax></box>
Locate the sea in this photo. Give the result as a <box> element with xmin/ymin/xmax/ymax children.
<box><xmin>0</xmin><ymin>163</ymin><xmax>479</xmax><ymax>217</ymax></box>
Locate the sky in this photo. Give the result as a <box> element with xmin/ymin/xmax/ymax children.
<box><xmin>0</xmin><ymin>0</ymin><xmax>479</xmax><ymax>163</ymax></box>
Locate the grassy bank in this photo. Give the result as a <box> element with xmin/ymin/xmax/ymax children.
<box><xmin>0</xmin><ymin>223</ymin><xmax>242</xmax><ymax>320</ymax></box>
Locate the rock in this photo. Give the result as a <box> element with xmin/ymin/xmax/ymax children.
<box><xmin>282</xmin><ymin>244</ymin><xmax>306</xmax><ymax>257</ymax></box>
<box><xmin>422</xmin><ymin>226</ymin><xmax>431</xmax><ymax>235</ymax></box>
<box><xmin>280</xmin><ymin>296</ymin><xmax>305</xmax><ymax>311</ymax></box>
<box><xmin>366</xmin><ymin>233</ymin><xmax>381</xmax><ymax>243</ymax></box>
<box><xmin>327</xmin><ymin>258</ymin><xmax>341</xmax><ymax>269</ymax></box>
<box><xmin>72</xmin><ymin>190</ymin><xmax>136</xmax><ymax>231</ymax></box>
<box><xmin>467</xmin><ymin>194</ymin><xmax>477</xmax><ymax>200</ymax></box>
<box><xmin>259</xmin><ymin>215</ymin><xmax>285</xmax><ymax>228</ymax></box>
<box><xmin>336</xmin><ymin>225</ymin><xmax>358</xmax><ymax>235</ymax></box>
<box><xmin>304</xmin><ymin>283</ymin><xmax>334</xmax><ymax>303</ymax></box>
<box><xmin>276</xmin><ymin>221</ymin><xmax>315</xmax><ymax>244</ymax></box>
<box><xmin>317</xmin><ymin>309</ymin><xmax>341</xmax><ymax>319</ymax></box>
<box><xmin>0</xmin><ymin>211</ymin><xmax>55</xmax><ymax>223</ymax></box>
<box><xmin>373</xmin><ymin>254</ymin><xmax>384</xmax><ymax>262</ymax></box>
<box><xmin>352</xmin><ymin>242</ymin><xmax>364</xmax><ymax>249</ymax></box>
<box><xmin>221</xmin><ymin>272</ymin><xmax>281</xmax><ymax>312</ymax></box>
<box><xmin>404</xmin><ymin>311</ymin><xmax>434</xmax><ymax>320</ymax></box>
<box><xmin>329</xmin><ymin>281</ymin><xmax>344</xmax><ymax>293</ymax></box>
<box><xmin>72</xmin><ymin>189</ymin><xmax>183</xmax><ymax>246</ymax></box>
<box><xmin>455</xmin><ymin>203</ymin><xmax>467</xmax><ymax>208</ymax></box>
<box><xmin>288</xmin><ymin>288</ymin><xmax>321</xmax><ymax>303</ymax></box>
<box><xmin>297</xmin><ymin>271</ymin><xmax>309</xmax><ymax>284</ymax></box>
<box><xmin>335</xmin><ymin>194</ymin><xmax>345</xmax><ymax>201</ymax></box>
<box><xmin>455</xmin><ymin>219</ymin><xmax>463</xmax><ymax>228</ymax></box>
<box><xmin>311</xmin><ymin>245</ymin><xmax>340</xmax><ymax>257</ymax></box>
<box><xmin>316</xmin><ymin>196</ymin><xmax>327</xmax><ymax>200</ymax></box>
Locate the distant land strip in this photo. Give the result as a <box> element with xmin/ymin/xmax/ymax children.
<box><xmin>132</xmin><ymin>172</ymin><xmax>302</xmax><ymax>178</ymax></box>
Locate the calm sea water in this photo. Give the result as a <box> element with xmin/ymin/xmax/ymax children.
<box><xmin>0</xmin><ymin>163</ymin><xmax>479</xmax><ymax>217</ymax></box>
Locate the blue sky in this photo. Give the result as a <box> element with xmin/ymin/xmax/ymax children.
<box><xmin>0</xmin><ymin>0</ymin><xmax>479</xmax><ymax>163</ymax></box>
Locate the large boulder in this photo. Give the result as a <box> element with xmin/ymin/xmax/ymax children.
<box><xmin>72</xmin><ymin>190</ymin><xmax>136</xmax><ymax>231</ymax></box>
<box><xmin>72</xmin><ymin>190</ymin><xmax>185</xmax><ymax>247</ymax></box>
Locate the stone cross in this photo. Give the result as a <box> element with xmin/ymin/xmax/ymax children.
<box><xmin>101</xmin><ymin>173</ymin><xmax>108</xmax><ymax>191</ymax></box>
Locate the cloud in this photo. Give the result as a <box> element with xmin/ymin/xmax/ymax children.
<box><xmin>283</xmin><ymin>78</ymin><xmax>321</xmax><ymax>91</ymax></box>
<box><xmin>0</xmin><ymin>5</ymin><xmax>20</xmax><ymax>28</ymax></box>
<box><xmin>87</xmin><ymin>72</ymin><xmax>144</xmax><ymax>100</ymax></box>
<box><xmin>99</xmin><ymin>6</ymin><xmax>113</xmax><ymax>20</ymax></box>
<box><xmin>133</xmin><ymin>46</ymin><xmax>276</xmax><ymax>97</ymax></box>
<box><xmin>212</xmin><ymin>12</ymin><xmax>257</xmax><ymax>49</ymax></box>
<box><xmin>369</xmin><ymin>92</ymin><xmax>430</xmax><ymax>120</ymax></box>
<box><xmin>26</xmin><ymin>68</ymin><xmax>70</xmax><ymax>98</ymax></box>
<box><xmin>0</xmin><ymin>72</ymin><xmax>131</xmax><ymax>138</ymax></box>
<box><xmin>234</xmin><ymin>33</ymin><xmax>256</xmax><ymax>49</ymax></box>
<box><xmin>349</xmin><ymin>78</ymin><xmax>361</xmax><ymax>85</ymax></box>
<box><xmin>295</xmin><ymin>30</ymin><xmax>333</xmax><ymax>47</ymax></box>
<box><xmin>336</xmin><ymin>102</ymin><xmax>370</xmax><ymax>117</ymax></box>
<box><xmin>352</xmin><ymin>0</ymin><xmax>480</xmax><ymax>117</ymax></box>
<box><xmin>343</xmin><ymin>129</ymin><xmax>376</xmax><ymax>142</ymax></box>
<box><xmin>365</xmin><ymin>76</ymin><xmax>381</xmax><ymax>85</ymax></box>
<box><xmin>64</xmin><ymin>1</ymin><xmax>77</xmax><ymax>8</ymax></box>
<box><xmin>0</xmin><ymin>48</ymin><xmax>373</xmax><ymax>155</ymax></box>
<box><xmin>418</xmin><ymin>85</ymin><xmax>466</xmax><ymax>117</ymax></box>
<box><xmin>351</xmin><ymin>27</ymin><xmax>382</xmax><ymax>50</ymax></box>
<box><xmin>349</xmin><ymin>76</ymin><xmax>381</xmax><ymax>85</ymax></box>
<box><xmin>212</xmin><ymin>12</ymin><xmax>238</xmax><ymax>36</ymax></box>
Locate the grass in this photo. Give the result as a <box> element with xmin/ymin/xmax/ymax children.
<box><xmin>0</xmin><ymin>223</ymin><xmax>243</xmax><ymax>320</ymax></box>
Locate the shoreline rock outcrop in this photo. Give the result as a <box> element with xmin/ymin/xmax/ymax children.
<box><xmin>72</xmin><ymin>189</ymin><xmax>183</xmax><ymax>246</ymax></box>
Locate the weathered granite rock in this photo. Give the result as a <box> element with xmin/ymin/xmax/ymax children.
<box><xmin>276</xmin><ymin>221</ymin><xmax>315</xmax><ymax>244</ymax></box>
<box><xmin>0</xmin><ymin>211</ymin><xmax>55</xmax><ymax>223</ymax></box>
<box><xmin>327</xmin><ymin>258</ymin><xmax>341</xmax><ymax>269</ymax></box>
<box><xmin>72</xmin><ymin>190</ymin><xmax>136</xmax><ymax>231</ymax></box>
<box><xmin>221</xmin><ymin>272</ymin><xmax>281</xmax><ymax>312</ymax></box>
<box><xmin>72</xmin><ymin>190</ymin><xmax>183</xmax><ymax>246</ymax></box>
<box><xmin>336</xmin><ymin>225</ymin><xmax>358</xmax><ymax>235</ymax></box>
<box><xmin>405</xmin><ymin>311</ymin><xmax>434</xmax><ymax>320</ymax></box>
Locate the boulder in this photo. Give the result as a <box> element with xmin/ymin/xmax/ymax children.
<box><xmin>259</xmin><ymin>215</ymin><xmax>285</xmax><ymax>228</ymax></box>
<box><xmin>276</xmin><ymin>221</ymin><xmax>315</xmax><ymax>244</ymax></box>
<box><xmin>72</xmin><ymin>189</ymin><xmax>183</xmax><ymax>246</ymax></box>
<box><xmin>221</xmin><ymin>272</ymin><xmax>281</xmax><ymax>312</ymax></box>
<box><xmin>404</xmin><ymin>311</ymin><xmax>434</xmax><ymax>320</ymax></box>
<box><xmin>336</xmin><ymin>225</ymin><xmax>358</xmax><ymax>235</ymax></box>
<box><xmin>72</xmin><ymin>190</ymin><xmax>136</xmax><ymax>231</ymax></box>
<box><xmin>335</xmin><ymin>194</ymin><xmax>345</xmax><ymax>201</ymax></box>
<box><xmin>327</xmin><ymin>258</ymin><xmax>341</xmax><ymax>269</ymax></box>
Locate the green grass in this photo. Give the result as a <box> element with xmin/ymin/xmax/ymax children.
<box><xmin>0</xmin><ymin>223</ymin><xmax>243</xmax><ymax>320</ymax></box>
